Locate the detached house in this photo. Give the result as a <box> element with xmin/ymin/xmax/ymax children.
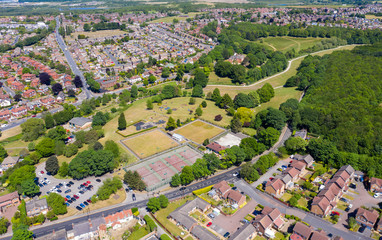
<box><xmin>26</xmin><ymin>198</ymin><xmax>49</xmax><ymax>217</ymax></box>
<box><xmin>370</xmin><ymin>177</ymin><xmax>382</xmax><ymax>193</ymax></box>
<box><xmin>355</xmin><ymin>208</ymin><xmax>379</xmax><ymax>230</ymax></box>
<box><xmin>11</xmin><ymin>106</ymin><xmax>27</xmax><ymax>118</ymax></box>
<box><xmin>310</xmin><ymin>230</ymin><xmax>330</xmax><ymax>240</ymax></box>
<box><xmin>22</xmin><ymin>89</ymin><xmax>36</xmax><ymax>98</ymax></box>
<box><xmin>253</xmin><ymin>206</ymin><xmax>284</xmax><ymax>238</ymax></box>
<box><xmin>265</xmin><ymin>178</ymin><xmax>285</xmax><ymax>198</ymax></box>
<box><xmin>0</xmin><ymin>191</ymin><xmax>20</xmax><ymax>213</ymax></box>
<box><xmin>292</xmin><ymin>154</ymin><xmax>314</xmax><ymax>168</ymax></box>
<box><xmin>290</xmin><ymin>222</ymin><xmax>313</xmax><ymax>240</ymax></box>
<box><xmin>0</xmin><ymin>109</ymin><xmax>11</xmax><ymax>120</ymax></box>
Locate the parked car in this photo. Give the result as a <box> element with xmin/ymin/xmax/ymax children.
<box><xmin>83</xmin><ymin>201</ymin><xmax>89</xmax><ymax>206</ymax></box>
<box><xmin>76</xmin><ymin>206</ymin><xmax>82</xmax><ymax>211</ymax></box>
<box><xmin>208</xmin><ymin>214</ymin><xmax>215</xmax><ymax>219</ymax></box>
<box><xmin>96</xmin><ymin>179</ymin><xmax>101</xmax><ymax>183</ymax></box>
<box><xmin>40</xmin><ymin>171</ymin><xmax>44</xmax><ymax>174</ymax></box>
<box><xmin>332</xmin><ymin>211</ymin><xmax>340</xmax><ymax>216</ymax></box>
<box><xmin>67</xmin><ymin>200</ymin><xmax>72</xmax><ymax>204</ymax></box>
<box><xmin>86</xmin><ymin>181</ymin><xmax>91</xmax><ymax>184</ymax></box>
<box><xmin>206</xmin><ymin>222</ymin><xmax>212</xmax><ymax>227</ymax></box>
<box><xmin>65</xmin><ymin>190</ymin><xmax>71</xmax><ymax>194</ymax></box>
<box><xmin>57</xmin><ymin>189</ymin><xmax>62</xmax><ymax>193</ymax></box>
<box><xmin>233</xmin><ymin>172</ymin><xmax>238</xmax><ymax>177</ymax></box>
<box><xmin>79</xmin><ymin>191</ymin><xmax>84</xmax><ymax>195</ymax></box>
<box><xmin>66</xmin><ymin>195</ymin><xmax>71</xmax><ymax>199</ymax></box>
<box><xmin>87</xmin><ymin>199</ymin><xmax>92</xmax><ymax>203</ymax></box>
<box><xmin>71</xmin><ymin>197</ymin><xmax>76</xmax><ymax>202</ymax></box>
<box><xmin>65</xmin><ymin>203</ymin><xmax>70</xmax><ymax>207</ymax></box>
<box><xmin>223</xmin><ymin>232</ymin><xmax>230</xmax><ymax>238</ymax></box>
<box><xmin>69</xmin><ymin>181</ymin><xmax>74</xmax><ymax>185</ymax></box>
<box><xmin>340</xmin><ymin>197</ymin><xmax>349</xmax><ymax>203</ymax></box>
<box><xmin>232</xmin><ymin>186</ymin><xmax>237</xmax><ymax>190</ymax></box>
<box><xmin>66</xmin><ymin>184</ymin><xmax>71</xmax><ymax>187</ymax></box>
<box><xmin>349</xmin><ymin>183</ymin><xmax>356</xmax><ymax>189</ymax></box>
<box><xmin>38</xmin><ymin>184</ymin><xmax>43</xmax><ymax>187</ymax></box>
<box><xmin>132</xmin><ymin>194</ymin><xmax>136</xmax><ymax>201</ymax></box>
<box><xmin>74</xmin><ymin>195</ymin><xmax>79</xmax><ymax>199</ymax></box>
<box><xmin>374</xmin><ymin>193</ymin><xmax>381</xmax><ymax>198</ymax></box>
<box><xmin>80</xmin><ymin>203</ymin><xmax>85</xmax><ymax>208</ymax></box>
<box><xmin>125</xmin><ymin>188</ymin><xmax>129</xmax><ymax>192</ymax></box>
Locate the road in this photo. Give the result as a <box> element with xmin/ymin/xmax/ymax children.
<box><xmin>235</xmin><ymin>180</ymin><xmax>370</xmax><ymax>240</ymax></box>
<box><xmin>54</xmin><ymin>16</ymin><xmax>92</xmax><ymax>100</ymax></box>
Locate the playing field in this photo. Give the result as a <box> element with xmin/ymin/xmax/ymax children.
<box><xmin>122</xmin><ymin>130</ymin><xmax>179</xmax><ymax>159</ymax></box>
<box><xmin>174</xmin><ymin>120</ymin><xmax>225</xmax><ymax>144</ymax></box>
<box><xmin>261</xmin><ymin>36</ymin><xmax>324</xmax><ymax>53</ymax></box>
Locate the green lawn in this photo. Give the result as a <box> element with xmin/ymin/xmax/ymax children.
<box><xmin>297</xmin><ymin>198</ymin><xmax>308</xmax><ymax>208</ymax></box>
<box><xmin>155</xmin><ymin>195</ymin><xmax>195</xmax><ymax>237</ymax></box>
<box><xmin>208</xmin><ymin>71</ymin><xmax>233</xmax><ymax>85</ymax></box>
<box><xmin>255</xmin><ymin>87</ymin><xmax>302</xmax><ymax>113</ymax></box>
<box><xmin>261</xmin><ymin>36</ymin><xmax>324</xmax><ymax>53</ymax></box>
<box><xmin>281</xmin><ymin>193</ymin><xmax>293</xmax><ymax>202</ymax></box>
<box><xmin>127</xmin><ymin>226</ymin><xmax>149</xmax><ymax>240</ymax></box>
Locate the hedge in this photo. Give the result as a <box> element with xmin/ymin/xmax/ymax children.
<box><xmin>116</xmin><ymin>126</ymin><xmax>157</xmax><ymax>138</ymax></box>
<box><xmin>192</xmin><ymin>185</ymin><xmax>213</xmax><ymax>195</ymax></box>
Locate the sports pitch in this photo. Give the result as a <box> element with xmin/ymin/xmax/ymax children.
<box><xmin>174</xmin><ymin>120</ymin><xmax>225</xmax><ymax>144</ymax></box>
<box><xmin>121</xmin><ymin>130</ymin><xmax>179</xmax><ymax>159</ymax></box>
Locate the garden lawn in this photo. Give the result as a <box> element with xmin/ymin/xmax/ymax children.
<box><xmin>280</xmin><ymin>193</ymin><xmax>293</xmax><ymax>202</ymax></box>
<box><xmin>122</xmin><ymin>130</ymin><xmax>179</xmax><ymax>158</ymax></box>
<box><xmin>127</xmin><ymin>226</ymin><xmax>149</xmax><ymax>240</ymax></box>
<box><xmin>297</xmin><ymin>198</ymin><xmax>308</xmax><ymax>208</ymax></box>
<box><xmin>155</xmin><ymin>195</ymin><xmax>195</xmax><ymax>237</ymax></box>
<box><xmin>261</xmin><ymin>36</ymin><xmax>324</xmax><ymax>53</ymax></box>
<box><xmin>174</xmin><ymin>120</ymin><xmax>225</xmax><ymax>144</ymax></box>
<box><xmin>208</xmin><ymin>71</ymin><xmax>233</xmax><ymax>85</ymax></box>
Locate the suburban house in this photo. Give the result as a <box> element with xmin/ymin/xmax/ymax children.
<box><xmin>370</xmin><ymin>177</ymin><xmax>382</xmax><ymax>193</ymax></box>
<box><xmin>0</xmin><ymin>110</ymin><xmax>11</xmax><ymax>120</ymax></box>
<box><xmin>309</xmin><ymin>230</ymin><xmax>330</xmax><ymax>240</ymax></box>
<box><xmin>294</xmin><ymin>129</ymin><xmax>307</xmax><ymax>139</ymax></box>
<box><xmin>253</xmin><ymin>206</ymin><xmax>284</xmax><ymax>238</ymax></box>
<box><xmin>292</xmin><ymin>154</ymin><xmax>314</xmax><ymax>168</ymax></box>
<box><xmin>68</xmin><ymin>117</ymin><xmax>92</xmax><ymax>130</ymax></box>
<box><xmin>103</xmin><ymin>209</ymin><xmax>133</xmax><ymax>230</ymax></box>
<box><xmin>168</xmin><ymin>198</ymin><xmax>210</xmax><ymax>231</ymax></box>
<box><xmin>11</xmin><ymin>106</ymin><xmax>27</xmax><ymax>118</ymax></box>
<box><xmin>290</xmin><ymin>222</ymin><xmax>313</xmax><ymax>240</ymax></box>
<box><xmin>1</xmin><ymin>156</ymin><xmax>20</xmax><ymax>170</ymax></box>
<box><xmin>26</xmin><ymin>198</ymin><xmax>49</xmax><ymax>217</ymax></box>
<box><xmin>22</xmin><ymin>89</ymin><xmax>36</xmax><ymax>98</ymax></box>
<box><xmin>230</xmin><ymin>223</ymin><xmax>256</xmax><ymax>240</ymax></box>
<box><xmin>206</xmin><ymin>142</ymin><xmax>226</xmax><ymax>154</ymax></box>
<box><xmin>355</xmin><ymin>208</ymin><xmax>379</xmax><ymax>230</ymax></box>
<box><xmin>0</xmin><ymin>191</ymin><xmax>20</xmax><ymax>213</ymax></box>
<box><xmin>211</xmin><ymin>181</ymin><xmax>246</xmax><ymax>208</ymax></box>
<box><xmin>311</xmin><ymin>165</ymin><xmax>354</xmax><ymax>216</ymax></box>
<box><xmin>67</xmin><ymin>217</ymin><xmax>105</xmax><ymax>240</ymax></box>
<box><xmin>35</xmin><ymin>229</ymin><xmax>67</xmax><ymax>240</ymax></box>
<box><xmin>265</xmin><ymin>178</ymin><xmax>285</xmax><ymax>198</ymax></box>
<box><xmin>377</xmin><ymin>218</ymin><xmax>382</xmax><ymax>233</ymax></box>
<box><xmin>190</xmin><ymin>225</ymin><xmax>219</xmax><ymax>240</ymax></box>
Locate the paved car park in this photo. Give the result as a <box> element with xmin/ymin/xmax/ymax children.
<box><xmin>36</xmin><ymin>162</ymin><xmax>113</xmax><ymax>211</ymax></box>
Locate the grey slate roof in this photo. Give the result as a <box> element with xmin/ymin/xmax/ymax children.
<box><xmin>35</xmin><ymin>229</ymin><xmax>67</xmax><ymax>240</ymax></box>
<box><xmin>1</xmin><ymin>156</ymin><xmax>19</xmax><ymax>165</ymax></box>
<box><xmin>26</xmin><ymin>198</ymin><xmax>48</xmax><ymax>212</ymax></box>
<box><xmin>230</xmin><ymin>223</ymin><xmax>256</xmax><ymax>240</ymax></box>
<box><xmin>69</xmin><ymin>117</ymin><xmax>92</xmax><ymax>127</ymax></box>
<box><xmin>339</xmin><ymin>165</ymin><xmax>355</xmax><ymax>175</ymax></box>
<box><xmin>190</xmin><ymin>225</ymin><xmax>220</xmax><ymax>240</ymax></box>
<box><xmin>168</xmin><ymin>198</ymin><xmax>210</xmax><ymax>230</ymax></box>
<box><xmin>73</xmin><ymin>217</ymin><xmax>105</xmax><ymax>237</ymax></box>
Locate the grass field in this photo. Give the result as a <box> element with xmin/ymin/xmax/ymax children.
<box><xmin>261</xmin><ymin>36</ymin><xmax>323</xmax><ymax>53</ymax></box>
<box><xmin>149</xmin><ymin>12</ymin><xmax>200</xmax><ymax>23</ymax></box>
<box><xmin>122</xmin><ymin>130</ymin><xmax>179</xmax><ymax>158</ymax></box>
<box><xmin>365</xmin><ymin>15</ymin><xmax>382</xmax><ymax>19</ymax></box>
<box><xmin>0</xmin><ymin>126</ymin><xmax>21</xmax><ymax>141</ymax></box>
<box><xmin>65</xmin><ymin>30</ymin><xmax>127</xmax><ymax>41</ymax></box>
<box><xmin>174</xmin><ymin>120</ymin><xmax>225</xmax><ymax>144</ymax></box>
<box><xmin>208</xmin><ymin>71</ymin><xmax>233</xmax><ymax>85</ymax></box>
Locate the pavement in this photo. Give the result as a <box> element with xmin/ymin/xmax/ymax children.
<box><xmin>234</xmin><ymin>180</ymin><xmax>371</xmax><ymax>240</ymax></box>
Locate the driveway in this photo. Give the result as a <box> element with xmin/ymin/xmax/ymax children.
<box><xmin>36</xmin><ymin>162</ymin><xmax>112</xmax><ymax>210</ymax></box>
<box><xmin>213</xmin><ymin>200</ymin><xmax>257</xmax><ymax>234</ymax></box>
<box><xmin>251</xmin><ymin>159</ymin><xmax>289</xmax><ymax>187</ymax></box>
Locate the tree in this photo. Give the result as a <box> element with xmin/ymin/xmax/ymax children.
<box><xmin>12</xmin><ymin>225</ymin><xmax>33</xmax><ymax>240</ymax></box>
<box><xmin>0</xmin><ymin>145</ymin><xmax>7</xmax><ymax>160</ymax></box>
<box><xmin>161</xmin><ymin>68</ymin><xmax>170</xmax><ymax>78</ymax></box>
<box><xmin>146</xmin><ymin>100</ymin><xmax>153</xmax><ymax>110</ymax></box>
<box><xmin>195</xmin><ymin>107</ymin><xmax>203</xmax><ymax>116</ymax></box>
<box><xmin>131</xmin><ymin>85</ymin><xmax>138</xmax><ymax>99</ymax></box>
<box><xmin>47</xmin><ymin>193</ymin><xmax>67</xmax><ymax>215</ymax></box>
<box><xmin>180</xmin><ymin>166</ymin><xmax>194</xmax><ymax>185</ymax></box>
<box><xmin>234</xmin><ymin>93</ymin><xmax>255</xmax><ymax>109</ymax></box>
<box><xmin>21</xmin><ymin>118</ymin><xmax>46</xmax><ymax>141</ymax></box>
<box><xmin>0</xmin><ymin>218</ymin><xmax>9</xmax><ymax>234</ymax></box>
<box><xmin>39</xmin><ymin>72</ymin><xmax>51</xmax><ymax>85</ymax></box>
<box><xmin>193</xmin><ymin>69</ymin><xmax>208</xmax><ymax>87</ymax></box>
<box><xmin>257</xmin><ymin>83</ymin><xmax>275</xmax><ymax>103</ymax></box>
<box><xmin>44</xmin><ymin>113</ymin><xmax>55</xmax><ymax>129</ymax></box>
<box><xmin>289</xmin><ymin>196</ymin><xmax>298</xmax><ymax>207</ymax></box>
<box><xmin>203</xmin><ymin>153</ymin><xmax>221</xmax><ymax>173</ymax></box>
<box><xmin>93</xmin><ymin>142</ymin><xmax>103</xmax><ymax>151</ymax></box>
<box><xmin>203</xmin><ymin>138</ymin><xmax>210</xmax><ymax>146</ymax></box>
<box><xmin>165</xmin><ymin>117</ymin><xmax>177</xmax><ymax>130</ymax></box>
<box><xmin>214</xmin><ymin>115</ymin><xmax>223</xmax><ymax>121</ymax></box>
<box><xmin>58</xmin><ymin>162</ymin><xmax>69</xmax><ymax>177</ymax></box>
<box><xmin>8</xmin><ymin>165</ymin><xmax>36</xmax><ymax>193</ymax></box>
<box><xmin>21</xmin><ymin>179</ymin><xmax>39</xmax><ymax>197</ymax></box>
<box><xmin>211</xmin><ymin>88</ymin><xmax>221</xmax><ymax>103</ymax></box>
<box><xmin>47</xmin><ymin>126</ymin><xmax>66</xmax><ymax>141</ymax></box>
<box><xmin>192</xmin><ymin>158</ymin><xmax>210</xmax><ymax>179</ymax></box>
<box><xmin>45</xmin><ymin>156</ymin><xmax>59</xmax><ymax>175</ymax></box>
<box><xmin>147</xmin><ymin>197</ymin><xmax>161</xmax><ymax>212</ymax></box>
<box><xmin>170</xmin><ymin>174</ymin><xmax>181</xmax><ymax>187</ymax></box>
<box><xmin>148</xmin><ymin>74</ymin><xmax>156</xmax><ymax>83</ymax></box>
<box><xmin>144</xmin><ymin>215</ymin><xmax>157</xmax><ymax>232</ymax></box>
<box><xmin>201</xmin><ymin>101</ymin><xmax>207</xmax><ymax>108</ymax></box>
<box><xmin>192</xmin><ymin>85</ymin><xmax>203</xmax><ymax>98</ymax></box>
<box><xmin>285</xmin><ymin>137</ymin><xmax>308</xmax><ymax>153</ymax></box>
<box><xmin>123</xmin><ymin>170</ymin><xmax>146</xmax><ymax>191</ymax></box>
<box><xmin>83</xmin><ymin>23</ymin><xmax>91</xmax><ymax>32</ymax></box>
<box><xmin>235</xmin><ymin>107</ymin><xmax>253</xmax><ymax>124</ymax></box>
<box><xmin>302</xmin><ymin>181</ymin><xmax>313</xmax><ymax>190</ymax></box>
<box><xmin>248</xmin><ymin>91</ymin><xmax>260</xmax><ymax>107</ymax></box>
<box><xmin>240</xmin><ymin>162</ymin><xmax>259</xmax><ymax>182</ymax></box>
<box><xmin>348</xmin><ymin>217</ymin><xmax>357</xmax><ymax>230</ymax></box>
<box><xmin>221</xmin><ymin>94</ymin><xmax>233</xmax><ymax>108</ymax></box>
<box><xmin>92</xmin><ymin>112</ymin><xmax>108</xmax><ymax>127</ymax></box>
<box><xmin>307</xmin><ymin>138</ymin><xmax>338</xmax><ymax>167</ymax></box>
<box><xmin>189</xmin><ymin>97</ymin><xmax>196</xmax><ymax>105</ymax></box>
<box><xmin>118</xmin><ymin>113</ymin><xmax>127</xmax><ymax>130</ymax></box>
<box><xmin>162</xmin><ymin>85</ymin><xmax>179</xmax><ymax>99</ymax></box>
<box><xmin>35</xmin><ymin>138</ymin><xmax>55</xmax><ymax>157</ymax></box>
<box><xmin>257</xmin><ymin>127</ymin><xmax>280</xmax><ymax>148</ymax></box>
<box><xmin>96</xmin><ymin>177</ymin><xmax>122</xmax><ymax>200</ymax></box>
<box><xmin>104</xmin><ymin>140</ymin><xmax>120</xmax><ymax>158</ymax></box>
<box><xmin>230</xmin><ymin>117</ymin><xmax>242</xmax><ymax>133</ymax></box>
<box><xmin>73</xmin><ymin>75</ymin><xmax>83</xmax><ymax>88</ymax></box>
<box><xmin>14</xmin><ymin>94</ymin><xmax>22</xmax><ymax>102</ymax></box>
<box><xmin>64</xmin><ymin>144</ymin><xmax>78</xmax><ymax>157</ymax></box>
<box><xmin>52</xmin><ymin>83</ymin><xmax>63</xmax><ymax>95</ymax></box>
<box><xmin>158</xmin><ymin>195</ymin><xmax>168</xmax><ymax>208</ymax></box>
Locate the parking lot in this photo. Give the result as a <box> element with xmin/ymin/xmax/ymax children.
<box><xmin>36</xmin><ymin>162</ymin><xmax>114</xmax><ymax>211</ymax></box>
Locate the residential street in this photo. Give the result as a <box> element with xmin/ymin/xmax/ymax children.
<box><xmin>234</xmin><ymin>180</ymin><xmax>371</xmax><ymax>240</ymax></box>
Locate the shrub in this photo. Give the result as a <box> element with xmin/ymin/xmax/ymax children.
<box><xmin>214</xmin><ymin>114</ymin><xmax>223</xmax><ymax>121</ymax></box>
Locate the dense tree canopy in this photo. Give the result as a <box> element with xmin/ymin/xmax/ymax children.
<box><xmin>21</xmin><ymin>118</ymin><xmax>46</xmax><ymax>141</ymax></box>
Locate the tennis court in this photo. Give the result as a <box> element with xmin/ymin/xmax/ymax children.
<box><xmin>125</xmin><ymin>145</ymin><xmax>203</xmax><ymax>191</ymax></box>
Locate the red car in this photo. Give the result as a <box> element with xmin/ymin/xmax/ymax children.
<box><xmin>87</xmin><ymin>199</ymin><xmax>92</xmax><ymax>203</ymax></box>
<box><xmin>64</xmin><ymin>198</ymin><xmax>68</xmax><ymax>201</ymax></box>
<box><xmin>83</xmin><ymin>183</ymin><xmax>88</xmax><ymax>187</ymax></box>
<box><xmin>332</xmin><ymin>211</ymin><xmax>340</xmax><ymax>216</ymax></box>
<box><xmin>206</xmin><ymin>222</ymin><xmax>212</xmax><ymax>227</ymax></box>
<box><xmin>269</xmin><ymin>177</ymin><xmax>274</xmax><ymax>181</ymax></box>
<box><xmin>74</xmin><ymin>195</ymin><xmax>79</xmax><ymax>199</ymax></box>
<box><xmin>86</xmin><ymin>181</ymin><xmax>91</xmax><ymax>184</ymax></box>
<box><xmin>40</xmin><ymin>171</ymin><xmax>44</xmax><ymax>174</ymax></box>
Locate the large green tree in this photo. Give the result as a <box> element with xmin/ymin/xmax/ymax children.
<box><xmin>21</xmin><ymin>179</ymin><xmax>39</xmax><ymax>197</ymax></box>
<box><xmin>257</xmin><ymin>127</ymin><xmax>280</xmax><ymax>148</ymax></box>
<box><xmin>35</xmin><ymin>138</ymin><xmax>55</xmax><ymax>157</ymax></box>
<box><xmin>257</xmin><ymin>83</ymin><xmax>275</xmax><ymax>103</ymax></box>
<box><xmin>118</xmin><ymin>113</ymin><xmax>127</xmax><ymax>130</ymax></box>
<box><xmin>21</xmin><ymin>118</ymin><xmax>46</xmax><ymax>141</ymax></box>
<box><xmin>47</xmin><ymin>193</ymin><xmax>67</xmax><ymax>215</ymax></box>
<box><xmin>45</xmin><ymin>156</ymin><xmax>59</xmax><ymax>175</ymax></box>
<box><xmin>180</xmin><ymin>166</ymin><xmax>194</xmax><ymax>185</ymax></box>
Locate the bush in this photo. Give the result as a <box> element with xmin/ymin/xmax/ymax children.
<box><xmin>96</xmin><ymin>177</ymin><xmax>122</xmax><ymax>200</ymax></box>
<box><xmin>214</xmin><ymin>114</ymin><xmax>223</xmax><ymax>121</ymax></box>
<box><xmin>143</xmin><ymin>215</ymin><xmax>157</xmax><ymax>232</ymax></box>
